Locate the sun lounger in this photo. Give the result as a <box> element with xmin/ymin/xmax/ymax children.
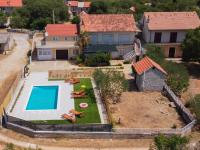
<box><xmin>71</xmin><ymin>93</ymin><xmax>86</xmax><ymax>98</ymax></box>
<box><xmin>71</xmin><ymin>90</ymin><xmax>85</xmax><ymax>95</ymax></box>
<box><xmin>69</xmin><ymin>109</ymin><xmax>84</xmax><ymax>117</ymax></box>
<box><xmin>61</xmin><ymin>114</ymin><xmax>76</xmax><ymax>123</ymax></box>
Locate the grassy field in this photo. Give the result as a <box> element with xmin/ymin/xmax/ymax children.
<box><xmin>32</xmin><ymin>78</ymin><xmax>101</xmax><ymax>124</ymax></box>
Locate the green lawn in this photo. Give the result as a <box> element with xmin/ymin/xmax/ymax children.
<box><xmin>32</xmin><ymin>78</ymin><xmax>101</xmax><ymax>124</ymax></box>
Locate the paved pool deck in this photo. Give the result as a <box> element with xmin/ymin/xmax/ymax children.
<box><xmin>7</xmin><ymin>72</ymin><xmax>74</xmax><ymax>121</ymax></box>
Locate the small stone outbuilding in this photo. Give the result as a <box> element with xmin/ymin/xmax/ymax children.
<box><xmin>132</xmin><ymin>56</ymin><xmax>167</xmax><ymax>91</ymax></box>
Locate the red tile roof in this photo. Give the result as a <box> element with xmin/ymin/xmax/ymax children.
<box><xmin>0</xmin><ymin>0</ymin><xmax>22</xmax><ymax>7</ymax></box>
<box><xmin>80</xmin><ymin>12</ymin><xmax>138</xmax><ymax>32</ymax></box>
<box><xmin>67</xmin><ymin>1</ymin><xmax>91</xmax><ymax>8</ymax></box>
<box><xmin>45</xmin><ymin>24</ymin><xmax>78</xmax><ymax>36</ymax></box>
<box><xmin>67</xmin><ymin>1</ymin><xmax>78</xmax><ymax>7</ymax></box>
<box><xmin>132</xmin><ymin>56</ymin><xmax>167</xmax><ymax>75</ymax></box>
<box><xmin>144</xmin><ymin>11</ymin><xmax>200</xmax><ymax>30</ymax></box>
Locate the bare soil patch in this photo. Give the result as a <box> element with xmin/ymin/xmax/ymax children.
<box><xmin>0</xmin><ymin>128</ymin><xmax>152</xmax><ymax>148</ymax></box>
<box><xmin>110</xmin><ymin>91</ymin><xmax>185</xmax><ymax>128</ymax></box>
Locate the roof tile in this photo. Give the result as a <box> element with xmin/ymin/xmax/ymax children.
<box><xmin>0</xmin><ymin>0</ymin><xmax>22</xmax><ymax>7</ymax></box>
<box><xmin>132</xmin><ymin>56</ymin><xmax>167</xmax><ymax>75</ymax></box>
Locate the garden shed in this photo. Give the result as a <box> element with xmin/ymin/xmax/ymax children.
<box><xmin>132</xmin><ymin>56</ymin><xmax>167</xmax><ymax>91</ymax></box>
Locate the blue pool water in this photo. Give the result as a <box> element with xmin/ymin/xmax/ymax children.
<box><xmin>26</xmin><ymin>86</ymin><xmax>59</xmax><ymax>110</ymax></box>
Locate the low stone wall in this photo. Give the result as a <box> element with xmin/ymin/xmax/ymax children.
<box><xmin>163</xmin><ymin>83</ymin><xmax>195</xmax><ymax>123</ymax></box>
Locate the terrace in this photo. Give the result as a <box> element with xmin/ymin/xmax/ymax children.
<box><xmin>6</xmin><ymin>72</ymin><xmax>106</xmax><ymax>124</ymax></box>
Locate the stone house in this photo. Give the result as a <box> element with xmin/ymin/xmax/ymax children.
<box><xmin>0</xmin><ymin>33</ymin><xmax>14</xmax><ymax>54</ymax></box>
<box><xmin>141</xmin><ymin>11</ymin><xmax>200</xmax><ymax>58</ymax></box>
<box><xmin>36</xmin><ymin>24</ymin><xmax>79</xmax><ymax>60</ymax></box>
<box><xmin>132</xmin><ymin>56</ymin><xmax>167</xmax><ymax>91</ymax></box>
<box><xmin>67</xmin><ymin>1</ymin><xmax>91</xmax><ymax>15</ymax></box>
<box><xmin>0</xmin><ymin>0</ymin><xmax>22</xmax><ymax>14</ymax></box>
<box><xmin>80</xmin><ymin>12</ymin><xmax>139</xmax><ymax>58</ymax></box>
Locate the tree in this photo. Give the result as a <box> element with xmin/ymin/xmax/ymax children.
<box><xmin>145</xmin><ymin>44</ymin><xmax>165</xmax><ymax>64</ymax></box>
<box><xmin>93</xmin><ymin>69</ymin><xmax>128</xmax><ymax>103</ymax></box>
<box><xmin>11</xmin><ymin>0</ymin><xmax>69</xmax><ymax>30</ymax></box>
<box><xmin>182</xmin><ymin>27</ymin><xmax>200</xmax><ymax>62</ymax></box>
<box><xmin>154</xmin><ymin>134</ymin><xmax>189</xmax><ymax>150</ymax></box>
<box><xmin>77</xmin><ymin>31</ymin><xmax>89</xmax><ymax>51</ymax></box>
<box><xmin>89</xmin><ymin>1</ymin><xmax>109</xmax><ymax>14</ymax></box>
<box><xmin>71</xmin><ymin>15</ymin><xmax>80</xmax><ymax>24</ymax></box>
<box><xmin>0</xmin><ymin>12</ymin><xmax>6</xmax><ymax>26</ymax></box>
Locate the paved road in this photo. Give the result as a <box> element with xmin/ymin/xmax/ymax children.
<box><xmin>0</xmin><ymin>33</ymin><xmax>30</xmax><ymax>81</ymax></box>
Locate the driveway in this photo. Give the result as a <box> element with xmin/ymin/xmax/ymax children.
<box><xmin>0</xmin><ymin>33</ymin><xmax>30</xmax><ymax>81</ymax></box>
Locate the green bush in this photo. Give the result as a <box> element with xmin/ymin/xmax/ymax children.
<box><xmin>85</xmin><ymin>52</ymin><xmax>110</xmax><ymax>67</ymax></box>
<box><xmin>71</xmin><ymin>15</ymin><xmax>80</xmax><ymax>24</ymax></box>
<box><xmin>154</xmin><ymin>134</ymin><xmax>189</xmax><ymax>150</ymax></box>
<box><xmin>145</xmin><ymin>44</ymin><xmax>165</xmax><ymax>64</ymax></box>
<box><xmin>76</xmin><ymin>54</ymin><xmax>84</xmax><ymax>64</ymax></box>
<box><xmin>189</xmin><ymin>94</ymin><xmax>200</xmax><ymax>124</ymax></box>
<box><xmin>163</xmin><ymin>61</ymin><xmax>189</xmax><ymax>95</ymax></box>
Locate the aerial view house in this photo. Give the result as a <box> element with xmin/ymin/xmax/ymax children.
<box><xmin>80</xmin><ymin>12</ymin><xmax>139</xmax><ymax>58</ymax></box>
<box><xmin>67</xmin><ymin>1</ymin><xmax>91</xmax><ymax>15</ymax></box>
<box><xmin>0</xmin><ymin>33</ymin><xmax>14</xmax><ymax>54</ymax></box>
<box><xmin>36</xmin><ymin>24</ymin><xmax>79</xmax><ymax>60</ymax></box>
<box><xmin>0</xmin><ymin>0</ymin><xmax>22</xmax><ymax>14</ymax></box>
<box><xmin>141</xmin><ymin>11</ymin><xmax>200</xmax><ymax>58</ymax></box>
<box><xmin>132</xmin><ymin>56</ymin><xmax>167</xmax><ymax>91</ymax></box>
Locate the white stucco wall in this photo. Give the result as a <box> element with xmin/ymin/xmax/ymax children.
<box><xmin>142</xmin><ymin>17</ymin><xmax>187</xmax><ymax>43</ymax></box>
<box><xmin>89</xmin><ymin>32</ymin><xmax>135</xmax><ymax>45</ymax></box>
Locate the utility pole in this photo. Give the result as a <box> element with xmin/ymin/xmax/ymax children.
<box><xmin>52</xmin><ymin>9</ymin><xmax>55</xmax><ymax>24</ymax></box>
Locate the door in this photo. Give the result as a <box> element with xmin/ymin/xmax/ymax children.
<box><xmin>154</xmin><ymin>32</ymin><xmax>162</xmax><ymax>43</ymax></box>
<box><xmin>170</xmin><ymin>32</ymin><xmax>177</xmax><ymax>43</ymax></box>
<box><xmin>168</xmin><ymin>47</ymin><xmax>175</xmax><ymax>58</ymax></box>
<box><xmin>56</xmin><ymin>50</ymin><xmax>68</xmax><ymax>60</ymax></box>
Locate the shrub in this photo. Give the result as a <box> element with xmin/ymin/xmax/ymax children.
<box><xmin>76</xmin><ymin>54</ymin><xmax>84</xmax><ymax>64</ymax></box>
<box><xmin>163</xmin><ymin>61</ymin><xmax>189</xmax><ymax>95</ymax></box>
<box><xmin>154</xmin><ymin>134</ymin><xmax>189</xmax><ymax>150</ymax></box>
<box><xmin>145</xmin><ymin>44</ymin><xmax>165</xmax><ymax>64</ymax></box>
<box><xmin>71</xmin><ymin>15</ymin><xmax>80</xmax><ymax>24</ymax></box>
<box><xmin>85</xmin><ymin>52</ymin><xmax>110</xmax><ymax>67</ymax></box>
<box><xmin>189</xmin><ymin>94</ymin><xmax>200</xmax><ymax>124</ymax></box>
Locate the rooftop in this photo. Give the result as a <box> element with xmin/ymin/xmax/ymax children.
<box><xmin>132</xmin><ymin>56</ymin><xmax>167</xmax><ymax>75</ymax></box>
<box><xmin>45</xmin><ymin>24</ymin><xmax>78</xmax><ymax>36</ymax></box>
<box><xmin>80</xmin><ymin>12</ymin><xmax>138</xmax><ymax>32</ymax></box>
<box><xmin>0</xmin><ymin>0</ymin><xmax>22</xmax><ymax>7</ymax></box>
<box><xmin>144</xmin><ymin>11</ymin><xmax>200</xmax><ymax>30</ymax></box>
<box><xmin>67</xmin><ymin>1</ymin><xmax>91</xmax><ymax>8</ymax></box>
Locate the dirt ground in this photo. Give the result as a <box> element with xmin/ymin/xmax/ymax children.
<box><xmin>0</xmin><ymin>128</ymin><xmax>152</xmax><ymax>149</ymax></box>
<box><xmin>110</xmin><ymin>91</ymin><xmax>184</xmax><ymax>128</ymax></box>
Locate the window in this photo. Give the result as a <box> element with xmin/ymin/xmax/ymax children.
<box><xmin>74</xmin><ymin>36</ymin><xmax>77</xmax><ymax>41</ymax></box>
<box><xmin>39</xmin><ymin>50</ymin><xmax>42</xmax><ymax>55</ymax></box>
<box><xmin>65</xmin><ymin>37</ymin><xmax>68</xmax><ymax>41</ymax></box>
<box><xmin>170</xmin><ymin>32</ymin><xmax>177</xmax><ymax>43</ymax></box>
<box><xmin>53</xmin><ymin>37</ymin><xmax>59</xmax><ymax>41</ymax></box>
<box><xmin>154</xmin><ymin>32</ymin><xmax>162</xmax><ymax>43</ymax></box>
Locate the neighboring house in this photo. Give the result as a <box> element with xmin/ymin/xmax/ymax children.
<box><xmin>0</xmin><ymin>33</ymin><xmax>14</xmax><ymax>54</ymax></box>
<box><xmin>132</xmin><ymin>56</ymin><xmax>167</xmax><ymax>91</ymax></box>
<box><xmin>0</xmin><ymin>0</ymin><xmax>22</xmax><ymax>14</ymax></box>
<box><xmin>80</xmin><ymin>12</ymin><xmax>139</xmax><ymax>58</ymax></box>
<box><xmin>67</xmin><ymin>1</ymin><xmax>91</xmax><ymax>15</ymax></box>
<box><xmin>36</xmin><ymin>24</ymin><xmax>79</xmax><ymax>61</ymax></box>
<box><xmin>141</xmin><ymin>11</ymin><xmax>200</xmax><ymax>58</ymax></box>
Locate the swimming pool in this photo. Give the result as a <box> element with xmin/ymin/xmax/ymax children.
<box><xmin>26</xmin><ymin>86</ymin><xmax>59</xmax><ymax>110</ymax></box>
